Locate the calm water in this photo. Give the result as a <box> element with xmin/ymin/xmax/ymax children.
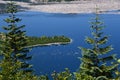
<box><xmin>0</xmin><ymin>11</ymin><xmax>120</xmax><ymax>77</ymax></box>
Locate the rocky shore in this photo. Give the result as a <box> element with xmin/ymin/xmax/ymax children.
<box><xmin>0</xmin><ymin>0</ymin><xmax>120</xmax><ymax>14</ymax></box>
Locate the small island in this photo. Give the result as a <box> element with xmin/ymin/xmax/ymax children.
<box><xmin>27</xmin><ymin>35</ymin><xmax>71</xmax><ymax>48</ymax></box>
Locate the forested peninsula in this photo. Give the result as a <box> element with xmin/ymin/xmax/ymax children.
<box><xmin>27</xmin><ymin>36</ymin><xmax>71</xmax><ymax>48</ymax></box>
<box><xmin>0</xmin><ymin>33</ymin><xmax>71</xmax><ymax>48</ymax></box>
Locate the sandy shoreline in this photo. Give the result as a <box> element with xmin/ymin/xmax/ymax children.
<box><xmin>0</xmin><ymin>0</ymin><xmax>120</xmax><ymax>14</ymax></box>
<box><xmin>26</xmin><ymin>39</ymin><xmax>73</xmax><ymax>48</ymax></box>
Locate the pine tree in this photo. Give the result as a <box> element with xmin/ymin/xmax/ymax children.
<box><xmin>0</xmin><ymin>1</ymin><xmax>32</xmax><ymax>79</ymax></box>
<box><xmin>51</xmin><ymin>68</ymin><xmax>72</xmax><ymax>80</ymax></box>
<box><xmin>77</xmin><ymin>9</ymin><xmax>119</xmax><ymax>79</ymax></box>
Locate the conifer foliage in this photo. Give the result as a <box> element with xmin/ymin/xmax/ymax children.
<box><xmin>78</xmin><ymin>10</ymin><xmax>119</xmax><ymax>79</ymax></box>
<box><xmin>0</xmin><ymin>1</ymin><xmax>32</xmax><ymax>79</ymax></box>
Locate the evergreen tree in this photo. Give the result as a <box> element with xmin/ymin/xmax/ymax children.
<box><xmin>76</xmin><ymin>9</ymin><xmax>119</xmax><ymax>79</ymax></box>
<box><xmin>0</xmin><ymin>1</ymin><xmax>32</xmax><ymax>79</ymax></box>
<box><xmin>51</xmin><ymin>68</ymin><xmax>72</xmax><ymax>80</ymax></box>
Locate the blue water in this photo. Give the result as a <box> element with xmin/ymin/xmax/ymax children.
<box><xmin>0</xmin><ymin>11</ymin><xmax>120</xmax><ymax>77</ymax></box>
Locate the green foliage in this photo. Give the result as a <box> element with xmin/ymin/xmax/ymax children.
<box><xmin>0</xmin><ymin>1</ymin><xmax>33</xmax><ymax>80</ymax></box>
<box><xmin>0</xmin><ymin>1</ymin><xmax>120</xmax><ymax>80</ymax></box>
<box><xmin>74</xmin><ymin>72</ymin><xmax>95</xmax><ymax>80</ymax></box>
<box><xmin>51</xmin><ymin>68</ymin><xmax>73</xmax><ymax>80</ymax></box>
<box><xmin>39</xmin><ymin>75</ymin><xmax>49</xmax><ymax>80</ymax></box>
<box><xmin>0</xmin><ymin>1</ymin><xmax>50</xmax><ymax>80</ymax></box>
<box><xmin>27</xmin><ymin>35</ymin><xmax>71</xmax><ymax>47</ymax></box>
<box><xmin>77</xmin><ymin>10</ymin><xmax>119</xmax><ymax>79</ymax></box>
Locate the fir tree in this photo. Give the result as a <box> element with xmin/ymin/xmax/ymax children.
<box><xmin>51</xmin><ymin>68</ymin><xmax>72</xmax><ymax>80</ymax></box>
<box><xmin>0</xmin><ymin>1</ymin><xmax>32</xmax><ymax>79</ymax></box>
<box><xmin>77</xmin><ymin>9</ymin><xmax>119</xmax><ymax>79</ymax></box>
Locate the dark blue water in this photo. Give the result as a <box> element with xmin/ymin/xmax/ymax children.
<box><xmin>0</xmin><ymin>11</ymin><xmax>120</xmax><ymax>77</ymax></box>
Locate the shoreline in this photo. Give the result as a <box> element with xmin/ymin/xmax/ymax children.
<box><xmin>26</xmin><ymin>39</ymin><xmax>73</xmax><ymax>48</ymax></box>
<box><xmin>0</xmin><ymin>0</ymin><xmax>120</xmax><ymax>14</ymax></box>
<box><xmin>25</xmin><ymin>10</ymin><xmax>120</xmax><ymax>15</ymax></box>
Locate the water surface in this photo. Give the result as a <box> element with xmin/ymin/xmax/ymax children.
<box><xmin>0</xmin><ymin>11</ymin><xmax>120</xmax><ymax>77</ymax></box>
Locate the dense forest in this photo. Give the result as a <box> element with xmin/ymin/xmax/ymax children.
<box><xmin>27</xmin><ymin>36</ymin><xmax>71</xmax><ymax>47</ymax></box>
<box><xmin>0</xmin><ymin>1</ymin><xmax>120</xmax><ymax>80</ymax></box>
<box><xmin>0</xmin><ymin>33</ymin><xmax>71</xmax><ymax>47</ymax></box>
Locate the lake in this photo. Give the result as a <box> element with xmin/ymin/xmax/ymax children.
<box><xmin>0</xmin><ymin>11</ymin><xmax>120</xmax><ymax>77</ymax></box>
